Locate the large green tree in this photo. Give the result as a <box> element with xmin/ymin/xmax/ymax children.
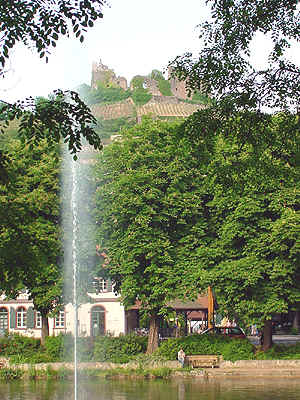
<box><xmin>93</xmin><ymin>109</ymin><xmax>299</xmax><ymax>351</ymax></box>
<box><xmin>169</xmin><ymin>0</ymin><xmax>300</xmax><ymax>349</ymax></box>
<box><xmin>171</xmin><ymin>0</ymin><xmax>300</xmax><ymax>111</ymax></box>
<box><xmin>0</xmin><ymin>136</ymin><xmax>62</xmax><ymax>343</ymax></box>
<box><xmin>0</xmin><ymin>0</ymin><xmax>106</xmax><ymax>179</ymax></box>
<box><xmin>0</xmin><ymin>0</ymin><xmax>105</xmax><ymax>70</ymax></box>
<box><xmin>93</xmin><ymin>117</ymin><xmax>211</xmax><ymax>352</ymax></box>
<box><xmin>181</xmin><ymin>110</ymin><xmax>300</xmax><ymax>350</ymax></box>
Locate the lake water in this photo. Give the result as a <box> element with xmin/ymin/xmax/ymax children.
<box><xmin>1</xmin><ymin>378</ymin><xmax>300</xmax><ymax>400</ymax></box>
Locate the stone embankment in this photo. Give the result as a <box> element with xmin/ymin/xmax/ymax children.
<box><xmin>205</xmin><ymin>360</ymin><xmax>300</xmax><ymax>378</ymax></box>
<box><xmin>4</xmin><ymin>359</ymin><xmax>300</xmax><ymax>378</ymax></box>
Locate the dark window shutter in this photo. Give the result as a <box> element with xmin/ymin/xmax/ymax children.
<box><xmin>107</xmin><ymin>279</ymin><xmax>112</xmax><ymax>292</ymax></box>
<box><xmin>10</xmin><ymin>308</ymin><xmax>15</xmax><ymax>329</ymax></box>
<box><xmin>27</xmin><ymin>307</ymin><xmax>34</xmax><ymax>328</ymax></box>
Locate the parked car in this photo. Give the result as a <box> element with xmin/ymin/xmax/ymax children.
<box><xmin>201</xmin><ymin>326</ymin><xmax>246</xmax><ymax>339</ymax></box>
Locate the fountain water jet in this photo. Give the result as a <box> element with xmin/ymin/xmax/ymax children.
<box><xmin>62</xmin><ymin>144</ymin><xmax>98</xmax><ymax>400</ymax></box>
<box><xmin>71</xmin><ymin>159</ymin><xmax>79</xmax><ymax>400</ymax></box>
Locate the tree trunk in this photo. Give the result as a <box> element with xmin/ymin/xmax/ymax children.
<box><xmin>262</xmin><ymin>320</ymin><xmax>273</xmax><ymax>351</ymax></box>
<box><xmin>293</xmin><ymin>311</ymin><xmax>300</xmax><ymax>332</ymax></box>
<box><xmin>207</xmin><ymin>286</ymin><xmax>214</xmax><ymax>329</ymax></box>
<box><xmin>175</xmin><ymin>313</ymin><xmax>181</xmax><ymax>338</ymax></box>
<box><xmin>147</xmin><ymin>314</ymin><xmax>159</xmax><ymax>354</ymax></box>
<box><xmin>41</xmin><ymin>312</ymin><xmax>49</xmax><ymax>346</ymax></box>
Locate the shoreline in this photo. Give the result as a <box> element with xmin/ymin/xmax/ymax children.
<box><xmin>2</xmin><ymin>360</ymin><xmax>300</xmax><ymax>380</ymax></box>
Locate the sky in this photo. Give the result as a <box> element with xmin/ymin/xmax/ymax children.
<box><xmin>1</xmin><ymin>0</ymin><xmax>299</xmax><ymax>103</ymax></box>
<box><xmin>1</xmin><ymin>0</ymin><xmax>209</xmax><ymax>102</ymax></box>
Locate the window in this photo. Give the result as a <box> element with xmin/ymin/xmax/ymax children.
<box><xmin>98</xmin><ymin>278</ymin><xmax>107</xmax><ymax>292</ymax></box>
<box><xmin>55</xmin><ymin>311</ymin><xmax>65</xmax><ymax>328</ymax></box>
<box><xmin>92</xmin><ymin>278</ymin><xmax>108</xmax><ymax>293</ymax></box>
<box><xmin>16</xmin><ymin>307</ymin><xmax>27</xmax><ymax>328</ymax></box>
<box><xmin>0</xmin><ymin>308</ymin><xmax>8</xmax><ymax>334</ymax></box>
<box><xmin>35</xmin><ymin>311</ymin><xmax>42</xmax><ymax>328</ymax></box>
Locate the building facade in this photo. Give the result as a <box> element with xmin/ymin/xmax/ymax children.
<box><xmin>0</xmin><ymin>279</ymin><xmax>126</xmax><ymax>339</ymax></box>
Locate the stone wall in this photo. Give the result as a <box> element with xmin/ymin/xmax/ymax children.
<box><xmin>91</xmin><ymin>59</ymin><xmax>128</xmax><ymax>90</ymax></box>
<box><xmin>130</xmin><ymin>76</ymin><xmax>161</xmax><ymax>96</ymax></box>
<box><xmin>89</xmin><ymin>61</ymin><xmax>204</xmax><ymax>122</ymax></box>
<box><xmin>91</xmin><ymin>100</ymin><xmax>204</xmax><ymax>121</ymax></box>
<box><xmin>91</xmin><ymin>98</ymin><xmax>135</xmax><ymax>120</ymax></box>
<box><xmin>137</xmin><ymin>102</ymin><xmax>204</xmax><ymax>120</ymax></box>
<box><xmin>148</xmin><ymin>95</ymin><xmax>180</xmax><ymax>104</ymax></box>
<box><xmin>221</xmin><ymin>359</ymin><xmax>300</xmax><ymax>368</ymax></box>
<box><xmin>168</xmin><ymin>66</ymin><xmax>189</xmax><ymax>99</ymax></box>
<box><xmin>91</xmin><ymin>60</ymin><xmax>191</xmax><ymax>99</ymax></box>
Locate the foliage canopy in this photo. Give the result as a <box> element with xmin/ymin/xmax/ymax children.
<box><xmin>0</xmin><ymin>137</ymin><xmax>62</xmax><ymax>317</ymax></box>
<box><xmin>178</xmin><ymin>110</ymin><xmax>300</xmax><ymax>330</ymax></box>
<box><xmin>0</xmin><ymin>0</ymin><xmax>106</xmax><ymax>175</ymax></box>
<box><xmin>93</xmin><ymin>117</ymin><xmax>209</xmax><ymax>314</ymax></box>
<box><xmin>93</xmin><ymin>110</ymin><xmax>299</xmax><ymax>350</ymax></box>
<box><xmin>0</xmin><ymin>0</ymin><xmax>105</xmax><ymax>72</ymax></box>
<box><xmin>171</xmin><ymin>0</ymin><xmax>300</xmax><ymax>111</ymax></box>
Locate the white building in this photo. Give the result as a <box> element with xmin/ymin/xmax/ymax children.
<box><xmin>0</xmin><ymin>279</ymin><xmax>127</xmax><ymax>338</ymax></box>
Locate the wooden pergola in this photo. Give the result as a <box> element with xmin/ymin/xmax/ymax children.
<box><xmin>125</xmin><ymin>288</ymin><xmax>216</xmax><ymax>337</ymax></box>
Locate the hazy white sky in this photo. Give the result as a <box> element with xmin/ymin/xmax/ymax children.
<box><xmin>1</xmin><ymin>0</ymin><xmax>209</xmax><ymax>102</ymax></box>
<box><xmin>1</xmin><ymin>0</ymin><xmax>299</xmax><ymax>103</ymax></box>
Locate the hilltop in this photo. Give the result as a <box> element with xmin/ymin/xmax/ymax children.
<box><xmin>77</xmin><ymin>60</ymin><xmax>209</xmax><ymax>140</ymax></box>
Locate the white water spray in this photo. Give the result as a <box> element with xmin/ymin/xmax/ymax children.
<box><xmin>63</xmin><ymin>144</ymin><xmax>97</xmax><ymax>400</ymax></box>
<box><xmin>71</xmin><ymin>159</ymin><xmax>79</xmax><ymax>400</ymax></box>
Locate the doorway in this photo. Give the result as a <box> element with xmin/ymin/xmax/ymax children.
<box><xmin>91</xmin><ymin>306</ymin><xmax>105</xmax><ymax>336</ymax></box>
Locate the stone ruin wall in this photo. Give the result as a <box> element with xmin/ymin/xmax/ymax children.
<box><xmin>91</xmin><ymin>60</ymin><xmax>128</xmax><ymax>90</ymax></box>
<box><xmin>129</xmin><ymin>76</ymin><xmax>161</xmax><ymax>96</ymax></box>
<box><xmin>89</xmin><ymin>60</ymin><xmax>204</xmax><ymax>122</ymax></box>
<box><xmin>91</xmin><ymin>60</ymin><xmax>189</xmax><ymax>99</ymax></box>
<box><xmin>169</xmin><ymin>77</ymin><xmax>189</xmax><ymax>99</ymax></box>
<box><xmin>168</xmin><ymin>67</ymin><xmax>189</xmax><ymax>99</ymax></box>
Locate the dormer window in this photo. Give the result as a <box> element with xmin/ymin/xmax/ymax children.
<box><xmin>91</xmin><ymin>278</ymin><xmax>112</xmax><ymax>294</ymax></box>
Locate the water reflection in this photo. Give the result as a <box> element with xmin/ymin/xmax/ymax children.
<box><xmin>1</xmin><ymin>378</ymin><xmax>300</xmax><ymax>400</ymax></box>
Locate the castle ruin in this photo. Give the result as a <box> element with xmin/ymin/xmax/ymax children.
<box><xmin>90</xmin><ymin>60</ymin><xmax>204</xmax><ymax>121</ymax></box>
<box><xmin>91</xmin><ymin>59</ymin><xmax>128</xmax><ymax>90</ymax></box>
<box><xmin>91</xmin><ymin>59</ymin><xmax>189</xmax><ymax>99</ymax></box>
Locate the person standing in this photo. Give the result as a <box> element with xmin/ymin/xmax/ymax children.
<box><xmin>251</xmin><ymin>324</ymin><xmax>258</xmax><ymax>336</ymax></box>
<box><xmin>178</xmin><ymin>348</ymin><xmax>185</xmax><ymax>367</ymax></box>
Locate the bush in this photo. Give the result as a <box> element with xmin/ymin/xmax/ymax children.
<box><xmin>9</xmin><ymin>351</ymin><xmax>53</xmax><ymax>365</ymax></box>
<box><xmin>57</xmin><ymin>366</ymin><xmax>72</xmax><ymax>380</ymax></box>
<box><xmin>221</xmin><ymin>339</ymin><xmax>255</xmax><ymax>362</ymax></box>
<box><xmin>44</xmin><ymin>333</ymin><xmax>93</xmax><ymax>362</ymax></box>
<box><xmin>131</xmin><ymin>88</ymin><xmax>152</xmax><ymax>105</ymax></box>
<box><xmin>0</xmin><ymin>334</ymin><xmax>40</xmax><ymax>358</ymax></box>
<box><xmin>156</xmin><ymin>334</ymin><xmax>255</xmax><ymax>362</ymax></box>
<box><xmin>44</xmin><ymin>334</ymin><xmax>64</xmax><ymax>361</ymax></box>
<box><xmin>1</xmin><ymin>333</ymin><xmax>93</xmax><ymax>364</ymax></box>
<box><xmin>157</xmin><ymin>79</ymin><xmax>172</xmax><ymax>96</ymax></box>
<box><xmin>255</xmin><ymin>343</ymin><xmax>300</xmax><ymax>360</ymax></box>
<box><xmin>0</xmin><ymin>367</ymin><xmax>23</xmax><ymax>380</ymax></box>
<box><xmin>149</xmin><ymin>366</ymin><xmax>172</xmax><ymax>379</ymax></box>
<box><xmin>87</xmin><ymin>85</ymin><xmax>131</xmax><ymax>105</ymax></box>
<box><xmin>28</xmin><ymin>365</ymin><xmax>38</xmax><ymax>380</ymax></box>
<box><xmin>95</xmin><ymin>117</ymin><xmax>136</xmax><ymax>139</ymax></box>
<box><xmin>93</xmin><ymin>334</ymin><xmax>147</xmax><ymax>363</ymax></box>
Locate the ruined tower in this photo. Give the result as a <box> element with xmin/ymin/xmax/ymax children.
<box><xmin>91</xmin><ymin>59</ymin><xmax>128</xmax><ymax>90</ymax></box>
